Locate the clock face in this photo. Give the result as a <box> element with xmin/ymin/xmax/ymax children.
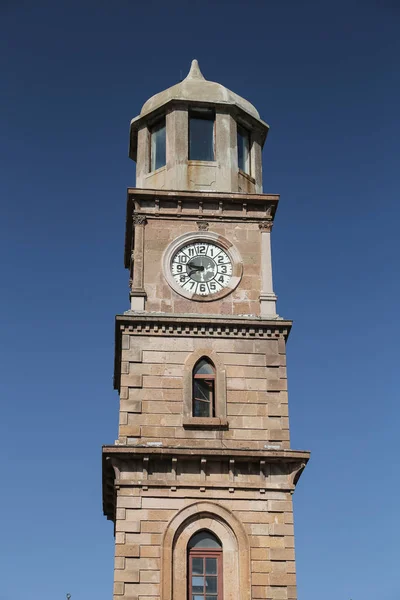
<box><xmin>171</xmin><ymin>242</ymin><xmax>233</xmax><ymax>296</ymax></box>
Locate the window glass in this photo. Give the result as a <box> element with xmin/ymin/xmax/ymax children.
<box><xmin>188</xmin><ymin>531</ymin><xmax>222</xmax><ymax>549</ymax></box>
<box><xmin>237</xmin><ymin>125</ymin><xmax>250</xmax><ymax>174</ymax></box>
<box><xmin>189</xmin><ymin>109</ymin><xmax>215</xmax><ymax>161</ymax></box>
<box><xmin>194</xmin><ymin>358</ymin><xmax>215</xmax><ymax>375</ymax></box>
<box><xmin>193</xmin><ymin>380</ymin><xmax>214</xmax><ymax>417</ymax></box>
<box><xmin>193</xmin><ymin>358</ymin><xmax>215</xmax><ymax>418</ymax></box>
<box><xmin>150</xmin><ymin>118</ymin><xmax>166</xmax><ymax>171</ymax></box>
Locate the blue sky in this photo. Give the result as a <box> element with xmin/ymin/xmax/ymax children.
<box><xmin>1</xmin><ymin>1</ymin><xmax>399</xmax><ymax>599</ymax></box>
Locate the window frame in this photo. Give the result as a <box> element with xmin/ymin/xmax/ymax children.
<box><xmin>237</xmin><ymin>123</ymin><xmax>251</xmax><ymax>176</ymax></box>
<box><xmin>188</xmin><ymin>108</ymin><xmax>216</xmax><ymax>162</ymax></box>
<box><xmin>188</xmin><ymin>532</ymin><xmax>223</xmax><ymax>600</ymax></box>
<box><xmin>149</xmin><ymin>117</ymin><xmax>166</xmax><ymax>172</ymax></box>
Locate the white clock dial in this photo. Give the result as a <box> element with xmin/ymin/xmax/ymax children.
<box><xmin>171</xmin><ymin>242</ymin><xmax>233</xmax><ymax>296</ymax></box>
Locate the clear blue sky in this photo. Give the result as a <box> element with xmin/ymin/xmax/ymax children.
<box><xmin>1</xmin><ymin>1</ymin><xmax>399</xmax><ymax>599</ymax></box>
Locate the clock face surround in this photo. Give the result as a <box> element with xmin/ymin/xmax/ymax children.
<box><xmin>171</xmin><ymin>242</ymin><xmax>233</xmax><ymax>297</ymax></box>
<box><xmin>163</xmin><ymin>231</ymin><xmax>243</xmax><ymax>302</ymax></box>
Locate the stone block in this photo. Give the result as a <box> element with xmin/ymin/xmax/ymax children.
<box><xmin>125</xmin><ymin>583</ymin><xmax>159</xmax><ymax>596</ymax></box>
<box><xmin>141</xmin><ymin>520</ymin><xmax>166</xmax><ymax>533</ymax></box>
<box><xmin>125</xmin><ymin>533</ymin><xmax>162</xmax><ymax>546</ymax></box>
<box><xmin>267</xmin><ymin>379</ymin><xmax>287</xmax><ymax>391</ymax></box>
<box><xmin>113</xmin><ymin>582</ymin><xmax>124</xmax><ymax>595</ymax></box>
<box><xmin>142</xmin><ymin>497</ymin><xmax>185</xmax><ymax>509</ymax></box>
<box><xmin>114</xmin><ymin>557</ymin><xmax>125</xmax><ymax>570</ymax></box>
<box><xmin>269</xmin><ymin>586</ymin><xmax>289</xmax><ymax>599</ymax></box>
<box><xmin>140</xmin><ymin>545</ymin><xmax>160</xmax><ymax>558</ymax></box>
<box><xmin>116</xmin><ymin>508</ymin><xmax>126</xmax><ymax>520</ymax></box>
<box><xmin>268</xmin><ymin>500</ymin><xmax>292</xmax><ymax>512</ymax></box>
<box><xmin>142</xmin><ymin>376</ymin><xmax>183</xmax><ymax>389</ymax></box>
<box><xmin>251</xmin><ymin>548</ymin><xmax>270</xmax><ymax>561</ymax></box>
<box><xmin>116</xmin><ymin>520</ymin><xmax>140</xmax><ymax>533</ymax></box>
<box><xmin>121</xmin><ymin>375</ymin><xmax>143</xmax><ymax>388</ymax></box>
<box><xmin>115</xmin><ymin>544</ymin><xmax>140</xmax><ymax>557</ymax></box>
<box><xmin>251</xmin><ymin>560</ymin><xmax>272</xmax><ymax>573</ymax></box>
<box><xmin>269</xmin><ymin>573</ymin><xmax>296</xmax><ymax>586</ymax></box>
<box><xmin>270</xmin><ymin>548</ymin><xmax>295</xmax><ymax>562</ymax></box>
<box><xmin>122</xmin><ymin>347</ymin><xmax>142</xmax><ymax>362</ymax></box>
<box><xmin>114</xmin><ymin>569</ymin><xmax>140</xmax><ymax>583</ymax></box>
<box><xmin>119</xmin><ymin>425</ymin><xmax>141</xmax><ymax>437</ymax></box>
<box><xmin>120</xmin><ymin>400</ymin><xmax>142</xmax><ymax>413</ymax></box>
<box><xmin>247</xmin><ymin>523</ymin><xmax>269</xmax><ymax>536</ymax></box>
<box><xmin>120</xmin><ymin>387</ymin><xmax>128</xmax><ymax>399</ymax></box>
<box><xmin>252</xmin><ymin>585</ymin><xmax>268</xmax><ymax>598</ymax></box>
<box><xmin>140</xmin><ymin>570</ymin><xmax>160</xmax><ymax>583</ymax></box>
<box><xmin>121</xmin><ymin>361</ymin><xmax>129</xmax><ymax>374</ymax></box>
<box><xmin>252</xmin><ymin>573</ymin><xmax>270</xmax><ymax>585</ymax></box>
<box><xmin>117</xmin><ymin>496</ymin><xmax>142</xmax><ymax>509</ymax></box>
<box><xmin>270</xmin><ymin>524</ymin><xmax>293</xmax><ymax>537</ymax></box>
<box><xmin>121</xmin><ymin>334</ymin><xmax>130</xmax><ymax>350</ymax></box>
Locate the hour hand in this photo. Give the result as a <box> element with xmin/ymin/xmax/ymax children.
<box><xmin>187</xmin><ymin>261</ymin><xmax>204</xmax><ymax>276</ymax></box>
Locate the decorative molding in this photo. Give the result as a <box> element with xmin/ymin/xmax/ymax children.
<box><xmin>259</xmin><ymin>220</ymin><xmax>273</xmax><ymax>232</ymax></box>
<box><xmin>197</xmin><ymin>220</ymin><xmax>209</xmax><ymax>231</ymax></box>
<box><xmin>118</xmin><ymin>318</ymin><xmax>289</xmax><ymax>340</ymax></box>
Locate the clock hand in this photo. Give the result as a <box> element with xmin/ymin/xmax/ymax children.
<box><xmin>188</xmin><ymin>267</ymin><xmax>204</xmax><ymax>277</ymax></box>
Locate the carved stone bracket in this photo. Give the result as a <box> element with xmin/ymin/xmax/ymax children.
<box><xmin>259</xmin><ymin>220</ymin><xmax>273</xmax><ymax>232</ymax></box>
<box><xmin>197</xmin><ymin>220</ymin><xmax>209</xmax><ymax>231</ymax></box>
<box><xmin>132</xmin><ymin>214</ymin><xmax>147</xmax><ymax>226</ymax></box>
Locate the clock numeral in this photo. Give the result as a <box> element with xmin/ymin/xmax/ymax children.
<box><xmin>209</xmin><ymin>282</ymin><xmax>217</xmax><ymax>292</ymax></box>
<box><xmin>218</xmin><ymin>275</ymin><xmax>227</xmax><ymax>285</ymax></box>
<box><xmin>198</xmin><ymin>283</ymin><xmax>207</xmax><ymax>293</ymax></box>
<box><xmin>217</xmin><ymin>254</ymin><xmax>227</xmax><ymax>264</ymax></box>
<box><xmin>178</xmin><ymin>254</ymin><xmax>188</xmax><ymax>264</ymax></box>
<box><xmin>196</xmin><ymin>245</ymin><xmax>206</xmax><ymax>255</ymax></box>
<box><xmin>219</xmin><ymin>265</ymin><xmax>227</xmax><ymax>274</ymax></box>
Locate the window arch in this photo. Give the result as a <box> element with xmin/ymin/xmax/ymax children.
<box><xmin>188</xmin><ymin>530</ymin><xmax>223</xmax><ymax>600</ymax></box>
<box><xmin>192</xmin><ymin>357</ymin><xmax>216</xmax><ymax>418</ymax></box>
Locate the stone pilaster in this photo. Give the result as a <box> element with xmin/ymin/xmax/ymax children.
<box><xmin>259</xmin><ymin>220</ymin><xmax>278</xmax><ymax>317</ymax></box>
<box><xmin>130</xmin><ymin>214</ymin><xmax>147</xmax><ymax>311</ymax></box>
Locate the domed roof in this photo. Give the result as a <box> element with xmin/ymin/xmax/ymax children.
<box><xmin>140</xmin><ymin>59</ymin><xmax>260</xmax><ymax>120</ymax></box>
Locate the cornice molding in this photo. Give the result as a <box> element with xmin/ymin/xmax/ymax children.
<box><xmin>102</xmin><ymin>446</ymin><xmax>310</xmax><ymax>522</ymax></box>
<box><xmin>116</xmin><ymin>313</ymin><xmax>291</xmax><ymax>339</ymax></box>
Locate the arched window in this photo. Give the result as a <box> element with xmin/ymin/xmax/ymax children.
<box><xmin>192</xmin><ymin>358</ymin><xmax>216</xmax><ymax>418</ymax></box>
<box><xmin>188</xmin><ymin>530</ymin><xmax>223</xmax><ymax>600</ymax></box>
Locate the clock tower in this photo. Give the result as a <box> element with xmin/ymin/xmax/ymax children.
<box><xmin>102</xmin><ymin>60</ymin><xmax>309</xmax><ymax>600</ymax></box>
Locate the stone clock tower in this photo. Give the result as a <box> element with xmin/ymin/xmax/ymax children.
<box><xmin>102</xmin><ymin>60</ymin><xmax>310</xmax><ymax>600</ymax></box>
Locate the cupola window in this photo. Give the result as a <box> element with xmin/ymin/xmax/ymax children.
<box><xmin>189</xmin><ymin>108</ymin><xmax>215</xmax><ymax>161</ymax></box>
<box><xmin>192</xmin><ymin>357</ymin><xmax>215</xmax><ymax>417</ymax></box>
<box><xmin>150</xmin><ymin>118</ymin><xmax>166</xmax><ymax>171</ymax></box>
<box><xmin>237</xmin><ymin>124</ymin><xmax>250</xmax><ymax>174</ymax></box>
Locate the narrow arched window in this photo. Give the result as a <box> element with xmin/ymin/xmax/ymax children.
<box><xmin>188</xmin><ymin>530</ymin><xmax>223</xmax><ymax>600</ymax></box>
<box><xmin>192</xmin><ymin>358</ymin><xmax>216</xmax><ymax>418</ymax></box>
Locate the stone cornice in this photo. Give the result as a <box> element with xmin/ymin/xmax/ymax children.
<box><xmin>103</xmin><ymin>445</ymin><xmax>309</xmax><ymax>460</ymax></box>
<box><xmin>124</xmin><ymin>188</ymin><xmax>279</xmax><ymax>268</ymax></box>
<box><xmin>102</xmin><ymin>446</ymin><xmax>310</xmax><ymax>522</ymax></box>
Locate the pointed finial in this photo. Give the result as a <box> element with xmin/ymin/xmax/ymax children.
<box><xmin>185</xmin><ymin>59</ymin><xmax>205</xmax><ymax>81</ymax></box>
